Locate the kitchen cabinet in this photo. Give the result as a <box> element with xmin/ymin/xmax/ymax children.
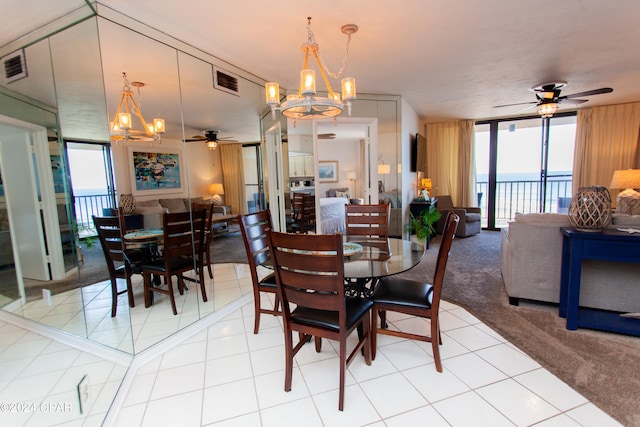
<box><xmin>289</xmin><ymin>154</ymin><xmax>314</xmax><ymax>177</ymax></box>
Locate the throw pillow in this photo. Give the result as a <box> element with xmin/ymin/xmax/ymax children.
<box><xmin>137</xmin><ymin>199</ymin><xmax>162</xmax><ymax>208</ymax></box>
<box><xmin>159</xmin><ymin>198</ymin><xmax>187</xmax><ymax>213</ymax></box>
<box><xmin>335</xmin><ymin>190</ymin><xmax>349</xmax><ymax>199</ymax></box>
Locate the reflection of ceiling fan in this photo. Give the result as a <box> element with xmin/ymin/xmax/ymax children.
<box><xmin>184</xmin><ymin>130</ymin><xmax>236</xmax><ymax>149</ymax></box>
<box><xmin>493</xmin><ymin>81</ymin><xmax>613</xmax><ymax>117</ymax></box>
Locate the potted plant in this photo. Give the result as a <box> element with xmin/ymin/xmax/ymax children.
<box><xmin>407</xmin><ymin>205</ymin><xmax>441</xmax><ymax>248</ymax></box>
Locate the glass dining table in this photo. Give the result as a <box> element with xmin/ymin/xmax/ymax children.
<box><xmin>342</xmin><ymin>237</ymin><xmax>425</xmax><ymax>296</ymax></box>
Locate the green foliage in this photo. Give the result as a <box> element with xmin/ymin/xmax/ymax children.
<box><xmin>408</xmin><ymin>205</ymin><xmax>441</xmax><ymax>241</ymax></box>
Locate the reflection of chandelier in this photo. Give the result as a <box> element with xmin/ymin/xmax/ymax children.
<box><xmin>538</xmin><ymin>101</ymin><xmax>559</xmax><ymax>118</ymax></box>
<box><xmin>265</xmin><ymin>17</ymin><xmax>358</xmax><ymax>121</ymax></box>
<box><xmin>110</xmin><ymin>72</ymin><xmax>165</xmax><ymax>144</ymax></box>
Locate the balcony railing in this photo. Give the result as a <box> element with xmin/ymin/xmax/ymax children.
<box><xmin>476</xmin><ymin>177</ymin><xmax>572</xmax><ymax>228</ymax></box>
<box><xmin>74</xmin><ymin>193</ymin><xmax>113</xmax><ymax>237</ymax></box>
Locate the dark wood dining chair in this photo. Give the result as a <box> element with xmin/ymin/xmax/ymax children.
<box><xmin>290</xmin><ymin>192</ymin><xmax>315</xmax><ymax>233</ymax></box>
<box><xmin>140</xmin><ymin>209</ymin><xmax>208</xmax><ymax>315</ymax></box>
<box><xmin>267</xmin><ymin>230</ymin><xmax>372</xmax><ymax>411</ymax></box>
<box><xmin>345</xmin><ymin>203</ymin><xmax>391</xmax><ymax>238</ymax></box>
<box><xmin>370</xmin><ymin>212</ymin><xmax>459</xmax><ymax>372</ymax></box>
<box><xmin>238</xmin><ymin>210</ymin><xmax>281</xmax><ymax>334</ymax></box>
<box><xmin>93</xmin><ymin>214</ymin><xmax>142</xmax><ymax>317</ymax></box>
<box><xmin>192</xmin><ymin>202</ymin><xmax>215</xmax><ymax>279</ymax></box>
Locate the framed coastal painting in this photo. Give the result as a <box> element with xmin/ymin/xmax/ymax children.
<box><xmin>128</xmin><ymin>147</ymin><xmax>185</xmax><ymax>195</ymax></box>
<box><xmin>318</xmin><ymin>160</ymin><xmax>338</xmax><ymax>183</ymax></box>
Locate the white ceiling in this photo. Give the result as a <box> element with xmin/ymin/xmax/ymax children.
<box><xmin>3</xmin><ymin>0</ymin><xmax>640</xmax><ymax>125</ymax></box>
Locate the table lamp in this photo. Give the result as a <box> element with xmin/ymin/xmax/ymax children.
<box><xmin>378</xmin><ymin>164</ymin><xmax>390</xmax><ymax>192</ymax></box>
<box><xmin>209</xmin><ymin>183</ymin><xmax>225</xmax><ymax>206</ymax></box>
<box><xmin>610</xmin><ymin>169</ymin><xmax>640</xmax><ymax>214</ymax></box>
<box><xmin>346</xmin><ymin>171</ymin><xmax>357</xmax><ymax>198</ymax></box>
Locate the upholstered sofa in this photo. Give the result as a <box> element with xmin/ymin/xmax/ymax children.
<box><xmin>130</xmin><ymin>197</ymin><xmax>230</xmax><ymax>230</ymax></box>
<box><xmin>500</xmin><ymin>212</ymin><xmax>640</xmax><ymax>313</ymax></box>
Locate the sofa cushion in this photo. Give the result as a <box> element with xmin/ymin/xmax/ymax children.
<box><xmin>379</xmin><ymin>189</ymin><xmax>401</xmax><ymax>208</ymax></box>
<box><xmin>612</xmin><ymin>214</ymin><xmax>640</xmax><ymax>227</ymax></box>
<box><xmin>136</xmin><ymin>206</ymin><xmax>168</xmax><ymax>215</ymax></box>
<box><xmin>137</xmin><ymin>199</ymin><xmax>162</xmax><ymax>208</ymax></box>
<box><xmin>514</xmin><ymin>212</ymin><xmax>570</xmax><ymax>225</ymax></box>
<box><xmin>466</xmin><ymin>212</ymin><xmax>481</xmax><ymax>223</ymax></box>
<box><xmin>159</xmin><ymin>198</ymin><xmax>187</xmax><ymax>213</ymax></box>
<box><xmin>326</xmin><ymin>187</ymin><xmax>349</xmax><ymax>198</ymax></box>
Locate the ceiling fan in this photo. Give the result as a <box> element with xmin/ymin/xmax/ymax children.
<box><xmin>493</xmin><ymin>81</ymin><xmax>613</xmax><ymax>117</ymax></box>
<box><xmin>184</xmin><ymin>130</ymin><xmax>236</xmax><ymax>149</ymax></box>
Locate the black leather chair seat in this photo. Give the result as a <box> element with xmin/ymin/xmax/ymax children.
<box><xmin>258</xmin><ymin>272</ymin><xmax>277</xmax><ymax>289</ymax></box>
<box><xmin>372</xmin><ymin>277</ymin><xmax>434</xmax><ymax>309</ymax></box>
<box><xmin>142</xmin><ymin>256</ymin><xmax>196</xmax><ymax>273</ymax></box>
<box><xmin>291</xmin><ymin>297</ymin><xmax>373</xmax><ymax>331</ymax></box>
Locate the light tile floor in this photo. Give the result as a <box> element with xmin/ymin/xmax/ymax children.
<box><xmin>115</xmin><ymin>271</ymin><xmax>624</xmax><ymax>427</ymax></box>
<box><xmin>0</xmin><ymin>263</ymin><xmax>625</xmax><ymax>426</ymax></box>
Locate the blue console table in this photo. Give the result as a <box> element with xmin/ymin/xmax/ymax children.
<box><xmin>559</xmin><ymin>227</ymin><xmax>640</xmax><ymax>336</ymax></box>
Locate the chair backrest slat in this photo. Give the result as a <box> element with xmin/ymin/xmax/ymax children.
<box><xmin>93</xmin><ymin>215</ymin><xmax>126</xmax><ymax>275</ymax></box>
<box><xmin>345</xmin><ymin>204</ymin><xmax>390</xmax><ymax>238</ymax></box>
<box><xmin>239</xmin><ymin>210</ymin><xmax>273</xmax><ymax>274</ymax></box>
<box><xmin>162</xmin><ymin>210</ymin><xmax>206</xmax><ymax>261</ymax></box>
<box><xmin>267</xmin><ymin>231</ymin><xmax>345</xmax><ymax>323</ymax></box>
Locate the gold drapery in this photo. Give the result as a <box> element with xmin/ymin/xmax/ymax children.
<box><xmin>573</xmin><ymin>102</ymin><xmax>640</xmax><ymax>200</ymax></box>
<box><xmin>219</xmin><ymin>143</ymin><xmax>246</xmax><ymax>215</ymax></box>
<box><xmin>424</xmin><ymin>120</ymin><xmax>476</xmax><ymax>206</ymax></box>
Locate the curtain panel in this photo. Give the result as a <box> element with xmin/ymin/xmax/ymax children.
<box><xmin>573</xmin><ymin>102</ymin><xmax>640</xmax><ymax>197</ymax></box>
<box><xmin>219</xmin><ymin>143</ymin><xmax>246</xmax><ymax>215</ymax></box>
<box><xmin>425</xmin><ymin>120</ymin><xmax>476</xmax><ymax>206</ymax></box>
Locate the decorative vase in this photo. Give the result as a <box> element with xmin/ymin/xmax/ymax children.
<box><xmin>568</xmin><ymin>186</ymin><xmax>612</xmax><ymax>231</ymax></box>
<box><xmin>119</xmin><ymin>193</ymin><xmax>136</xmax><ymax>214</ymax></box>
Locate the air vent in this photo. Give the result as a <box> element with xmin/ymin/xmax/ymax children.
<box><xmin>212</xmin><ymin>66</ymin><xmax>239</xmax><ymax>96</ymax></box>
<box><xmin>2</xmin><ymin>49</ymin><xmax>27</xmax><ymax>84</ymax></box>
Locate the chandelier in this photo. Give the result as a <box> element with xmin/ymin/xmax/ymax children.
<box><xmin>110</xmin><ymin>72</ymin><xmax>165</xmax><ymax>144</ymax></box>
<box><xmin>538</xmin><ymin>102</ymin><xmax>559</xmax><ymax>118</ymax></box>
<box><xmin>265</xmin><ymin>17</ymin><xmax>358</xmax><ymax>121</ymax></box>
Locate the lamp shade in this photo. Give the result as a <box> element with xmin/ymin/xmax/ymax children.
<box><xmin>610</xmin><ymin>169</ymin><xmax>640</xmax><ymax>189</ymax></box>
<box><xmin>377</xmin><ymin>164</ymin><xmax>391</xmax><ymax>175</ymax></box>
<box><xmin>209</xmin><ymin>183</ymin><xmax>224</xmax><ymax>195</ymax></box>
<box><xmin>346</xmin><ymin>171</ymin><xmax>357</xmax><ymax>180</ymax></box>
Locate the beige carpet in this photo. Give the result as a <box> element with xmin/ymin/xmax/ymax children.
<box><xmin>402</xmin><ymin>231</ymin><xmax>640</xmax><ymax>427</ymax></box>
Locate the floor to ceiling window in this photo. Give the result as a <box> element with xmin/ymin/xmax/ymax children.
<box><xmin>475</xmin><ymin>113</ymin><xmax>576</xmax><ymax>229</ymax></box>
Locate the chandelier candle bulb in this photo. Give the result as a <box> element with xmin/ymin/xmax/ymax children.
<box><xmin>118</xmin><ymin>112</ymin><xmax>132</xmax><ymax>130</ymax></box>
<box><xmin>153</xmin><ymin>118</ymin><xmax>165</xmax><ymax>134</ymax></box>
<box><xmin>342</xmin><ymin>77</ymin><xmax>356</xmax><ymax>100</ymax></box>
<box><xmin>265</xmin><ymin>82</ymin><xmax>280</xmax><ymax>105</ymax></box>
<box><xmin>301</xmin><ymin>69</ymin><xmax>316</xmax><ymax>95</ymax></box>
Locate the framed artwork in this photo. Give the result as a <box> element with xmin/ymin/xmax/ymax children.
<box><xmin>128</xmin><ymin>147</ymin><xmax>185</xmax><ymax>195</ymax></box>
<box><xmin>318</xmin><ymin>160</ymin><xmax>339</xmax><ymax>183</ymax></box>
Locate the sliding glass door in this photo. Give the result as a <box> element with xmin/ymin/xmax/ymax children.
<box><xmin>475</xmin><ymin>113</ymin><xmax>576</xmax><ymax>229</ymax></box>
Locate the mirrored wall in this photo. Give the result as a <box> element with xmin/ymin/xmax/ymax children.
<box><xmin>0</xmin><ymin>7</ymin><xmax>266</xmax><ymax>356</ymax></box>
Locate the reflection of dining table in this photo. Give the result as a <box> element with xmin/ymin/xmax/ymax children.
<box><xmin>343</xmin><ymin>237</ymin><xmax>425</xmax><ymax>296</ymax></box>
<box><xmin>124</xmin><ymin>229</ymin><xmax>163</xmax><ymax>289</ymax></box>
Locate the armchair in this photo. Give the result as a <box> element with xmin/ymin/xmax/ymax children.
<box><xmin>435</xmin><ymin>195</ymin><xmax>481</xmax><ymax>237</ymax></box>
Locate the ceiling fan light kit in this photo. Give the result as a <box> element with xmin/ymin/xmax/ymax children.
<box><xmin>265</xmin><ymin>17</ymin><xmax>358</xmax><ymax>122</ymax></box>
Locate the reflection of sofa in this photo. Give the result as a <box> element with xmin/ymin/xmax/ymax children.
<box><xmin>132</xmin><ymin>197</ymin><xmax>230</xmax><ymax>230</ymax></box>
<box><xmin>500</xmin><ymin>212</ymin><xmax>640</xmax><ymax>312</ymax></box>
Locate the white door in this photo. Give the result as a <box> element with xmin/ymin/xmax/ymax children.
<box><xmin>264</xmin><ymin>122</ymin><xmax>286</xmax><ymax>231</ymax></box>
<box><xmin>0</xmin><ymin>115</ymin><xmax>64</xmax><ymax>281</ymax></box>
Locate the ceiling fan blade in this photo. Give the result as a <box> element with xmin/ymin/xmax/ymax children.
<box><xmin>563</xmin><ymin>87</ymin><xmax>613</xmax><ymax>99</ymax></box>
<box><xmin>560</xmin><ymin>98</ymin><xmax>589</xmax><ymax>105</ymax></box>
<box><xmin>318</xmin><ymin>133</ymin><xmax>336</xmax><ymax>140</ymax></box>
<box><xmin>493</xmin><ymin>101</ymin><xmax>537</xmax><ymax>108</ymax></box>
<box><xmin>516</xmin><ymin>104</ymin><xmax>539</xmax><ymax>113</ymax></box>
